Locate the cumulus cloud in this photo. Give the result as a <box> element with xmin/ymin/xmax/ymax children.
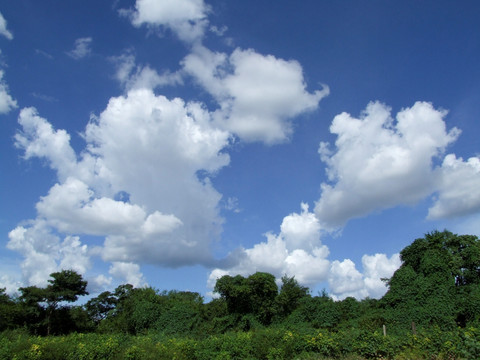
<box><xmin>183</xmin><ymin>45</ymin><xmax>329</xmax><ymax>144</ymax></box>
<box><xmin>328</xmin><ymin>259</ymin><xmax>365</xmax><ymax>299</ymax></box>
<box><xmin>123</xmin><ymin>0</ymin><xmax>209</xmax><ymax>43</ymax></box>
<box><xmin>36</xmin><ymin>177</ymin><xmax>183</xmax><ymax>237</ymax></box>
<box><xmin>0</xmin><ymin>70</ymin><xmax>17</xmax><ymax>113</ymax></box>
<box><xmin>67</xmin><ymin>37</ymin><xmax>93</xmax><ymax>59</ymax></box>
<box><xmin>15</xmin><ymin>107</ymin><xmax>77</xmax><ymax>181</ymax></box>
<box><xmin>207</xmin><ymin>203</ymin><xmax>331</xmax><ymax>290</ymax></box>
<box><xmin>11</xmin><ymin>87</ymin><xmax>232</xmax><ymax>286</ymax></box>
<box><xmin>0</xmin><ymin>12</ymin><xmax>13</xmax><ymax>40</ymax></box>
<box><xmin>315</xmin><ymin>101</ymin><xmax>461</xmax><ymax>229</ymax></box>
<box><xmin>328</xmin><ymin>253</ymin><xmax>401</xmax><ymax>300</ymax></box>
<box><xmin>207</xmin><ymin>202</ymin><xmax>401</xmax><ymax>300</ymax></box>
<box><xmin>83</xmin><ymin>89</ymin><xmax>231</xmax><ymax>265</ymax></box>
<box><xmin>428</xmin><ymin>154</ymin><xmax>480</xmax><ymax>219</ymax></box>
<box><xmin>109</xmin><ymin>262</ymin><xmax>146</xmax><ymax>288</ymax></box>
<box><xmin>87</xmin><ymin>274</ymin><xmax>113</xmax><ymax>293</ymax></box>
<box><xmin>7</xmin><ymin>221</ymin><xmax>91</xmax><ymax>287</ymax></box>
<box><xmin>0</xmin><ymin>275</ymin><xmax>20</xmax><ymax>296</ymax></box>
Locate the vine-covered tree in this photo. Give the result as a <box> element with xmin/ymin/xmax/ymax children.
<box><xmin>214</xmin><ymin>272</ymin><xmax>278</xmax><ymax>325</ymax></box>
<box><xmin>382</xmin><ymin>230</ymin><xmax>480</xmax><ymax>328</ymax></box>
<box><xmin>275</xmin><ymin>275</ymin><xmax>309</xmax><ymax>319</ymax></box>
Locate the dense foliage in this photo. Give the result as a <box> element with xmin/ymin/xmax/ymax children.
<box><xmin>1</xmin><ymin>230</ymin><xmax>479</xmax><ymax>359</ymax></box>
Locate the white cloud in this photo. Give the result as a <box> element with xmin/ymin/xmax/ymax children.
<box><xmin>36</xmin><ymin>177</ymin><xmax>183</xmax><ymax>237</ymax></box>
<box><xmin>281</xmin><ymin>203</ymin><xmax>321</xmax><ymax>252</ymax></box>
<box><xmin>15</xmin><ymin>107</ymin><xmax>77</xmax><ymax>181</ymax></box>
<box><xmin>124</xmin><ymin>0</ymin><xmax>209</xmax><ymax>43</ymax></box>
<box><xmin>111</xmin><ymin>52</ymin><xmax>183</xmax><ymax>91</ymax></box>
<box><xmin>183</xmin><ymin>45</ymin><xmax>329</xmax><ymax>144</ymax></box>
<box><xmin>109</xmin><ymin>262</ymin><xmax>145</xmax><ymax>288</ymax></box>
<box><xmin>0</xmin><ymin>69</ymin><xmax>17</xmax><ymax>113</ymax></box>
<box><xmin>67</xmin><ymin>37</ymin><xmax>92</xmax><ymax>60</ymax></box>
<box><xmin>315</xmin><ymin>101</ymin><xmax>460</xmax><ymax>229</ymax></box>
<box><xmin>328</xmin><ymin>253</ymin><xmax>401</xmax><ymax>300</ymax></box>
<box><xmin>0</xmin><ymin>12</ymin><xmax>13</xmax><ymax>40</ymax></box>
<box><xmin>0</xmin><ymin>259</ymin><xmax>22</xmax><ymax>295</ymax></box>
<box><xmin>83</xmin><ymin>89</ymin><xmax>231</xmax><ymax>265</ymax></box>
<box><xmin>58</xmin><ymin>236</ymin><xmax>90</xmax><ymax>274</ymax></box>
<box><xmin>11</xmin><ymin>87</ymin><xmax>232</xmax><ymax>288</ymax></box>
<box><xmin>210</xmin><ymin>25</ymin><xmax>227</xmax><ymax>36</ymax></box>
<box><xmin>7</xmin><ymin>221</ymin><xmax>91</xmax><ymax>287</ymax></box>
<box><xmin>362</xmin><ymin>253</ymin><xmax>401</xmax><ymax>299</ymax></box>
<box><xmin>0</xmin><ymin>275</ymin><xmax>21</xmax><ymax>296</ymax></box>
<box><xmin>328</xmin><ymin>259</ymin><xmax>366</xmax><ymax>299</ymax></box>
<box><xmin>428</xmin><ymin>154</ymin><xmax>480</xmax><ymax>219</ymax></box>
<box><xmin>87</xmin><ymin>274</ymin><xmax>113</xmax><ymax>293</ymax></box>
<box><xmin>206</xmin><ymin>203</ymin><xmax>400</xmax><ymax>300</ymax></box>
<box><xmin>207</xmin><ymin>204</ymin><xmax>330</xmax><ymax>291</ymax></box>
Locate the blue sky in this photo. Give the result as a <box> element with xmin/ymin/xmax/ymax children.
<box><xmin>1</xmin><ymin>0</ymin><xmax>479</xmax><ymax>300</ymax></box>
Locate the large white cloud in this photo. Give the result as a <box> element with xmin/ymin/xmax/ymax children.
<box><xmin>428</xmin><ymin>154</ymin><xmax>480</xmax><ymax>219</ymax></box>
<box><xmin>36</xmin><ymin>177</ymin><xmax>183</xmax><ymax>238</ymax></box>
<box><xmin>328</xmin><ymin>253</ymin><xmax>401</xmax><ymax>300</ymax></box>
<box><xmin>207</xmin><ymin>202</ymin><xmax>401</xmax><ymax>300</ymax></box>
<box><xmin>7</xmin><ymin>221</ymin><xmax>90</xmax><ymax>287</ymax></box>
<box><xmin>315</xmin><ymin>101</ymin><xmax>461</xmax><ymax>228</ymax></box>
<box><xmin>10</xmin><ymin>87</ymin><xmax>232</xmax><ymax>286</ymax></box>
<box><xmin>183</xmin><ymin>45</ymin><xmax>329</xmax><ymax>144</ymax></box>
<box><xmin>124</xmin><ymin>0</ymin><xmax>209</xmax><ymax>43</ymax></box>
<box><xmin>84</xmin><ymin>89</ymin><xmax>231</xmax><ymax>265</ymax></box>
<box><xmin>207</xmin><ymin>203</ymin><xmax>331</xmax><ymax>290</ymax></box>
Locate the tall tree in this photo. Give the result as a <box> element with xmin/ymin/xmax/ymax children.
<box><xmin>0</xmin><ymin>288</ymin><xmax>21</xmax><ymax>331</ymax></box>
<box><xmin>19</xmin><ymin>270</ymin><xmax>88</xmax><ymax>335</ymax></box>
<box><xmin>275</xmin><ymin>275</ymin><xmax>309</xmax><ymax>318</ymax></box>
<box><xmin>214</xmin><ymin>272</ymin><xmax>278</xmax><ymax>325</ymax></box>
<box><xmin>383</xmin><ymin>230</ymin><xmax>480</xmax><ymax>328</ymax></box>
<box><xmin>85</xmin><ymin>290</ymin><xmax>117</xmax><ymax>324</ymax></box>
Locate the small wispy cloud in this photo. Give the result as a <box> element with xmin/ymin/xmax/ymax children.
<box><xmin>67</xmin><ymin>37</ymin><xmax>92</xmax><ymax>60</ymax></box>
<box><xmin>210</xmin><ymin>25</ymin><xmax>227</xmax><ymax>36</ymax></box>
<box><xmin>35</xmin><ymin>49</ymin><xmax>54</xmax><ymax>60</ymax></box>
<box><xmin>31</xmin><ymin>92</ymin><xmax>58</xmax><ymax>102</ymax></box>
<box><xmin>0</xmin><ymin>12</ymin><xmax>13</xmax><ymax>40</ymax></box>
<box><xmin>224</xmin><ymin>197</ymin><xmax>242</xmax><ymax>213</ymax></box>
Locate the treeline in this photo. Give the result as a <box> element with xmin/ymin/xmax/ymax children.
<box><xmin>1</xmin><ymin>230</ymin><xmax>480</xmax><ymax>359</ymax></box>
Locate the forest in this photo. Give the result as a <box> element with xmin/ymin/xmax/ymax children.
<box><xmin>0</xmin><ymin>230</ymin><xmax>479</xmax><ymax>359</ymax></box>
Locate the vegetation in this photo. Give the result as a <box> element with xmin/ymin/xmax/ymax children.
<box><xmin>0</xmin><ymin>230</ymin><xmax>479</xmax><ymax>359</ymax></box>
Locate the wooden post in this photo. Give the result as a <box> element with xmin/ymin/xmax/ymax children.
<box><xmin>411</xmin><ymin>321</ymin><xmax>416</xmax><ymax>335</ymax></box>
<box><xmin>383</xmin><ymin>324</ymin><xmax>386</xmax><ymax>337</ymax></box>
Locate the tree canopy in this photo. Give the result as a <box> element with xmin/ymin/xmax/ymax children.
<box><xmin>383</xmin><ymin>230</ymin><xmax>480</xmax><ymax>328</ymax></box>
<box><xmin>19</xmin><ymin>270</ymin><xmax>88</xmax><ymax>335</ymax></box>
<box><xmin>1</xmin><ymin>230</ymin><xmax>479</xmax><ymax>339</ymax></box>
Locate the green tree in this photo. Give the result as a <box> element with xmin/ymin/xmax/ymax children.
<box><xmin>275</xmin><ymin>275</ymin><xmax>309</xmax><ymax>319</ymax></box>
<box><xmin>294</xmin><ymin>294</ymin><xmax>341</xmax><ymax>329</ymax></box>
<box><xmin>247</xmin><ymin>272</ymin><xmax>278</xmax><ymax>325</ymax></box>
<box><xmin>383</xmin><ymin>230</ymin><xmax>480</xmax><ymax>328</ymax></box>
<box><xmin>19</xmin><ymin>270</ymin><xmax>88</xmax><ymax>335</ymax></box>
<box><xmin>214</xmin><ymin>274</ymin><xmax>252</xmax><ymax>315</ymax></box>
<box><xmin>214</xmin><ymin>272</ymin><xmax>278</xmax><ymax>325</ymax></box>
<box><xmin>0</xmin><ymin>288</ymin><xmax>21</xmax><ymax>331</ymax></box>
<box><xmin>154</xmin><ymin>291</ymin><xmax>203</xmax><ymax>335</ymax></box>
<box><xmin>85</xmin><ymin>290</ymin><xmax>117</xmax><ymax>324</ymax></box>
